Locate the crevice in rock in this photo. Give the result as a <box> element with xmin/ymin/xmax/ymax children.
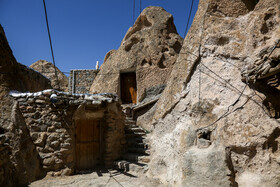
<box><xmin>165</xmin><ymin>17</ymin><xmax>177</xmax><ymax>34</ymax></box>
<box><xmin>198</xmin><ymin>130</ymin><xmax>211</xmax><ymax>140</ymax></box>
<box><xmin>225</xmin><ymin>147</ymin><xmax>239</xmax><ymax>187</ymax></box>
<box><xmin>124</xmin><ymin>15</ymin><xmax>152</xmax><ymax>40</ymax></box>
<box><xmin>172</xmin><ymin>41</ymin><xmax>182</xmax><ymax>54</ymax></box>
<box><xmin>230</xmin><ymin>145</ymin><xmax>257</xmax><ymax>159</ymax></box>
<box><xmin>248</xmin><ymin>74</ymin><xmax>280</xmax><ymax>118</ymax></box>
<box><xmin>262</xmin><ymin>127</ymin><xmax>280</xmax><ymax>153</ymax></box>
<box><xmin>141</xmin><ymin>59</ymin><xmax>152</xmax><ymax>67</ymax></box>
<box><xmin>196</xmin><ymin>129</ymin><xmax>212</xmax><ymax>149</ymax></box>
<box><xmin>242</xmin><ymin>0</ymin><xmax>258</xmax><ymax>11</ymax></box>
<box><xmin>125</xmin><ymin>37</ymin><xmax>140</xmax><ymax>52</ymax></box>
<box><xmin>162</xmin><ymin>47</ymin><xmax>169</xmax><ymax>53</ymax></box>
<box><xmin>261</xmin><ymin>23</ymin><xmax>269</xmax><ymax>34</ymax></box>
<box><xmin>205</xmin><ymin>36</ymin><xmax>230</xmax><ymax>46</ymax></box>
<box><xmin>157</xmin><ymin>54</ymin><xmax>166</xmax><ymax>69</ymax></box>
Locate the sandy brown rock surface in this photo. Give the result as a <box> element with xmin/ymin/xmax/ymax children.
<box><xmin>0</xmin><ymin>24</ymin><xmax>52</xmax><ymax>186</ymax></box>
<box><xmin>0</xmin><ymin>26</ymin><xmax>52</xmax><ymax>99</ymax></box>
<box><xmin>30</xmin><ymin>60</ymin><xmax>68</xmax><ymax>92</ymax></box>
<box><xmin>148</xmin><ymin>0</ymin><xmax>280</xmax><ymax>186</ymax></box>
<box><xmin>90</xmin><ymin>6</ymin><xmax>183</xmax><ymax>103</ymax></box>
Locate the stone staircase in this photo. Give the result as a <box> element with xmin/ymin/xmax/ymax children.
<box><xmin>114</xmin><ymin>116</ymin><xmax>150</xmax><ymax>175</ymax></box>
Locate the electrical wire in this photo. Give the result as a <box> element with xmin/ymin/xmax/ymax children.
<box><xmin>133</xmin><ymin>0</ymin><xmax>136</xmax><ymax>24</ymax></box>
<box><xmin>140</xmin><ymin>0</ymin><xmax>142</xmax><ymax>14</ymax></box>
<box><xmin>42</xmin><ymin>0</ymin><xmax>60</xmax><ymax>90</ymax></box>
<box><xmin>184</xmin><ymin>0</ymin><xmax>194</xmax><ymax>37</ymax></box>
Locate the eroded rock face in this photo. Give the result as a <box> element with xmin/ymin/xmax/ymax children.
<box><xmin>0</xmin><ymin>25</ymin><xmax>52</xmax><ymax>186</ymax></box>
<box><xmin>30</xmin><ymin>60</ymin><xmax>68</xmax><ymax>92</ymax></box>
<box><xmin>90</xmin><ymin>6</ymin><xmax>183</xmax><ymax>103</ymax></box>
<box><xmin>0</xmin><ymin>26</ymin><xmax>52</xmax><ymax>99</ymax></box>
<box><xmin>149</xmin><ymin>0</ymin><xmax>280</xmax><ymax>186</ymax></box>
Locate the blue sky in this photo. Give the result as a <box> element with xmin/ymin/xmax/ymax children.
<box><xmin>0</xmin><ymin>0</ymin><xmax>198</xmax><ymax>74</ymax></box>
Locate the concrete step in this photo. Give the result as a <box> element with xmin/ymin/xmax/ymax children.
<box><xmin>128</xmin><ymin>147</ymin><xmax>150</xmax><ymax>155</ymax></box>
<box><xmin>121</xmin><ymin>153</ymin><xmax>150</xmax><ymax>163</ymax></box>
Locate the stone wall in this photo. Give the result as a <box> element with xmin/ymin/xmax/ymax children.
<box><xmin>69</xmin><ymin>69</ymin><xmax>99</xmax><ymax>94</ymax></box>
<box><xmin>10</xmin><ymin>89</ymin><xmax>125</xmax><ymax>176</ymax></box>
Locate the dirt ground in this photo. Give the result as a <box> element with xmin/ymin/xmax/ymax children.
<box><xmin>29</xmin><ymin>169</ymin><xmax>161</xmax><ymax>187</ymax></box>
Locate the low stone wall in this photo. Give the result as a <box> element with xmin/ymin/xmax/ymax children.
<box><xmin>10</xmin><ymin>89</ymin><xmax>125</xmax><ymax>176</ymax></box>
<box><xmin>69</xmin><ymin>69</ymin><xmax>99</xmax><ymax>94</ymax></box>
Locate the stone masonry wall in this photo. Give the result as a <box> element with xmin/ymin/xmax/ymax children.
<box><xmin>10</xmin><ymin>90</ymin><xmax>125</xmax><ymax>176</ymax></box>
<box><xmin>69</xmin><ymin>69</ymin><xmax>99</xmax><ymax>94</ymax></box>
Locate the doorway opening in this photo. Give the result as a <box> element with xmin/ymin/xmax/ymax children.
<box><xmin>75</xmin><ymin>118</ymin><xmax>103</xmax><ymax>171</ymax></box>
<box><xmin>120</xmin><ymin>72</ymin><xmax>137</xmax><ymax>104</ymax></box>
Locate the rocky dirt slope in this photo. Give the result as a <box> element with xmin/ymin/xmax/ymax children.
<box><xmin>148</xmin><ymin>0</ymin><xmax>280</xmax><ymax>186</ymax></box>
<box><xmin>30</xmin><ymin>60</ymin><xmax>68</xmax><ymax>92</ymax></box>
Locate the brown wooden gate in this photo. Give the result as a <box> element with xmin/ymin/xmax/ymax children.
<box><xmin>75</xmin><ymin>119</ymin><xmax>101</xmax><ymax>171</ymax></box>
<box><xmin>120</xmin><ymin>72</ymin><xmax>137</xmax><ymax>104</ymax></box>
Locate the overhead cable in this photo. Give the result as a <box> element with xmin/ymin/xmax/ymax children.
<box><xmin>42</xmin><ymin>0</ymin><xmax>60</xmax><ymax>90</ymax></box>
<box><xmin>184</xmin><ymin>0</ymin><xmax>194</xmax><ymax>37</ymax></box>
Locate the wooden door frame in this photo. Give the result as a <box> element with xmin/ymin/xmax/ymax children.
<box><xmin>74</xmin><ymin>117</ymin><xmax>105</xmax><ymax>172</ymax></box>
<box><xmin>119</xmin><ymin>71</ymin><xmax>137</xmax><ymax>104</ymax></box>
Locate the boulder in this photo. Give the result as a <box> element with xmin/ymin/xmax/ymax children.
<box><xmin>30</xmin><ymin>60</ymin><xmax>68</xmax><ymax>92</ymax></box>
<box><xmin>90</xmin><ymin>6</ymin><xmax>183</xmax><ymax>103</ymax></box>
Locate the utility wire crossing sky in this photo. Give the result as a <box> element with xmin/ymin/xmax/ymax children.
<box><xmin>0</xmin><ymin>0</ymin><xmax>199</xmax><ymax>74</ymax></box>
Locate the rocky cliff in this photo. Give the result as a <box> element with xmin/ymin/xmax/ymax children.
<box><xmin>0</xmin><ymin>25</ymin><xmax>51</xmax><ymax>186</ymax></box>
<box><xmin>90</xmin><ymin>7</ymin><xmax>183</xmax><ymax>103</ymax></box>
<box><xmin>0</xmin><ymin>26</ymin><xmax>52</xmax><ymax>99</ymax></box>
<box><xmin>148</xmin><ymin>0</ymin><xmax>280</xmax><ymax>186</ymax></box>
<box><xmin>30</xmin><ymin>60</ymin><xmax>68</xmax><ymax>92</ymax></box>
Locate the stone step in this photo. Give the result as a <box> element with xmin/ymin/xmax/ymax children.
<box><xmin>125</xmin><ymin>127</ymin><xmax>145</xmax><ymax>133</ymax></box>
<box><xmin>125</xmin><ymin>124</ymin><xmax>138</xmax><ymax>129</ymax></box>
<box><xmin>128</xmin><ymin>147</ymin><xmax>150</xmax><ymax>155</ymax></box>
<box><xmin>121</xmin><ymin>153</ymin><xmax>150</xmax><ymax>163</ymax></box>
<box><xmin>126</xmin><ymin>137</ymin><xmax>149</xmax><ymax>144</ymax></box>
<box><xmin>114</xmin><ymin>160</ymin><xmax>149</xmax><ymax>175</ymax></box>
<box><xmin>125</xmin><ymin>132</ymin><xmax>146</xmax><ymax>137</ymax></box>
<box><xmin>125</xmin><ymin>119</ymin><xmax>136</xmax><ymax>124</ymax></box>
<box><xmin>127</xmin><ymin>142</ymin><xmax>149</xmax><ymax>149</ymax></box>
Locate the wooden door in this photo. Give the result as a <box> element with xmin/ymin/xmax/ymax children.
<box><xmin>76</xmin><ymin>119</ymin><xmax>100</xmax><ymax>171</ymax></box>
<box><xmin>121</xmin><ymin>72</ymin><xmax>137</xmax><ymax>104</ymax></box>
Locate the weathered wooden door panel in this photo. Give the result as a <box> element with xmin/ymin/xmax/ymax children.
<box><xmin>121</xmin><ymin>72</ymin><xmax>137</xmax><ymax>104</ymax></box>
<box><xmin>76</xmin><ymin>119</ymin><xmax>100</xmax><ymax>171</ymax></box>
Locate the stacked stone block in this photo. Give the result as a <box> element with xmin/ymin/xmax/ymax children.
<box><xmin>10</xmin><ymin>89</ymin><xmax>125</xmax><ymax>175</ymax></box>
<box><xmin>69</xmin><ymin>69</ymin><xmax>99</xmax><ymax>94</ymax></box>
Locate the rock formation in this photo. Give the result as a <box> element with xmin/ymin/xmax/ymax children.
<box><xmin>30</xmin><ymin>60</ymin><xmax>68</xmax><ymax>92</ymax></box>
<box><xmin>90</xmin><ymin>6</ymin><xmax>183</xmax><ymax>103</ymax></box>
<box><xmin>0</xmin><ymin>26</ymin><xmax>52</xmax><ymax>99</ymax></box>
<box><xmin>147</xmin><ymin>0</ymin><xmax>280</xmax><ymax>186</ymax></box>
<box><xmin>0</xmin><ymin>24</ymin><xmax>52</xmax><ymax>186</ymax></box>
